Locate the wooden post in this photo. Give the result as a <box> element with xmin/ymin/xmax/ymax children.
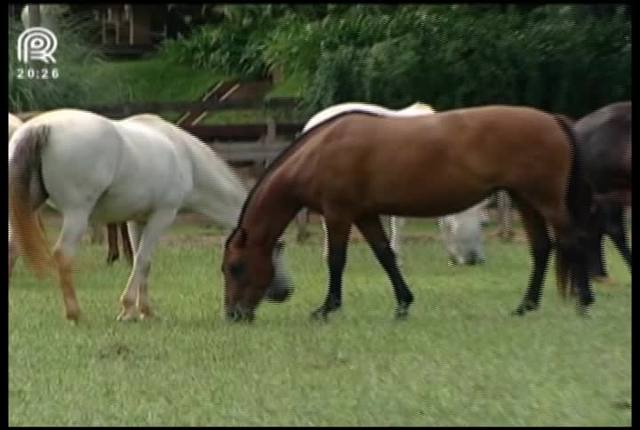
<box><xmin>27</xmin><ymin>4</ymin><xmax>41</xmax><ymax>28</ymax></box>
<box><xmin>497</xmin><ymin>190</ymin><xmax>514</xmax><ymax>241</ymax></box>
<box><xmin>129</xmin><ymin>5</ymin><xmax>152</xmax><ymax>45</ymax></box>
<box><xmin>113</xmin><ymin>7</ymin><xmax>121</xmax><ymax>45</ymax></box>
<box><xmin>101</xmin><ymin>9</ymin><xmax>107</xmax><ymax>44</ymax></box>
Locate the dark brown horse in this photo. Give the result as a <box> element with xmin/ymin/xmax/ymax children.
<box><xmin>106</xmin><ymin>222</ymin><xmax>133</xmax><ymax>265</ymax></box>
<box><xmin>222</xmin><ymin>105</ymin><xmax>594</xmax><ymax>322</ymax></box>
<box><xmin>569</xmin><ymin>101</ymin><xmax>631</xmax><ymax>290</ymax></box>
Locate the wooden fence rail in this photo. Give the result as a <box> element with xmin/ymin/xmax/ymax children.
<box><xmin>80</xmin><ymin>97</ymin><xmax>301</xmax><ymax>118</ymax></box>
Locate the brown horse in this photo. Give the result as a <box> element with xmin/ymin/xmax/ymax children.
<box><xmin>222</xmin><ymin>105</ymin><xmax>594</xmax><ymax>322</ymax></box>
<box><xmin>106</xmin><ymin>223</ymin><xmax>134</xmax><ymax>265</ymax></box>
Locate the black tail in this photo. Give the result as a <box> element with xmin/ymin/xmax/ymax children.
<box><xmin>553</xmin><ymin>114</ymin><xmax>594</xmax><ymax>299</ymax></box>
<box><xmin>554</xmin><ymin>114</ymin><xmax>593</xmax><ymax>225</ymax></box>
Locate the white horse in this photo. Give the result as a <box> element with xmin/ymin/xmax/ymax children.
<box><xmin>439</xmin><ymin>200</ymin><xmax>490</xmax><ymax>265</ymax></box>
<box><xmin>8</xmin><ymin>109</ymin><xmax>292</xmax><ymax>322</ymax></box>
<box><xmin>8</xmin><ymin>114</ymin><xmax>24</xmax><ymax>279</ymax></box>
<box><xmin>8</xmin><ymin>113</ymin><xmax>107</xmax><ymax>280</ymax></box>
<box><xmin>297</xmin><ymin>102</ymin><xmax>436</xmax><ymax>257</ymax></box>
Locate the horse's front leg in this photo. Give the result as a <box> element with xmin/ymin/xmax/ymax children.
<box><xmin>386</xmin><ymin>216</ymin><xmax>404</xmax><ymax>263</ymax></box>
<box><xmin>355</xmin><ymin>215</ymin><xmax>413</xmax><ymax>319</ymax></box>
<box><xmin>117</xmin><ymin>210</ymin><xmax>176</xmax><ymax>322</ymax></box>
<box><xmin>605</xmin><ymin>206</ymin><xmax>632</xmax><ymax>276</ymax></box>
<box><xmin>311</xmin><ymin>215</ymin><xmax>351</xmax><ymax>321</ymax></box>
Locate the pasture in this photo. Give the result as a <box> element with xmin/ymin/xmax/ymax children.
<box><xmin>9</xmin><ymin>213</ymin><xmax>631</xmax><ymax>426</ymax></box>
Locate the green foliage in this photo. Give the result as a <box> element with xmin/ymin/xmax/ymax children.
<box><xmin>159</xmin><ymin>4</ymin><xmax>630</xmax><ymax>118</ymax></box>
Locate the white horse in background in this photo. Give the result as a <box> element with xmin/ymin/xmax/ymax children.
<box><xmin>439</xmin><ymin>200</ymin><xmax>490</xmax><ymax>265</ymax></box>
<box><xmin>296</xmin><ymin>102</ymin><xmax>436</xmax><ymax>258</ymax></box>
<box><xmin>8</xmin><ymin>109</ymin><xmax>293</xmax><ymax>322</ymax></box>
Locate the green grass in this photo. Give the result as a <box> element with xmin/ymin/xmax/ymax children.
<box><xmin>9</xmin><ymin>217</ymin><xmax>631</xmax><ymax>426</ymax></box>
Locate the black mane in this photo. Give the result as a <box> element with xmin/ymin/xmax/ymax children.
<box><xmin>224</xmin><ymin>109</ymin><xmax>386</xmax><ymax>249</ymax></box>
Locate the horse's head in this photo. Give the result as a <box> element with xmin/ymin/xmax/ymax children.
<box><xmin>439</xmin><ymin>201</ymin><xmax>488</xmax><ymax>266</ymax></box>
<box><xmin>222</xmin><ymin>228</ymin><xmax>293</xmax><ymax>322</ymax></box>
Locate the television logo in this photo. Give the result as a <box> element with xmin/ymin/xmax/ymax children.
<box><xmin>17</xmin><ymin>27</ymin><xmax>58</xmax><ymax>64</ymax></box>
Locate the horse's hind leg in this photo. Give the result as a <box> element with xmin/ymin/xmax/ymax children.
<box><xmin>117</xmin><ymin>210</ymin><xmax>176</xmax><ymax>321</ymax></box>
<box><xmin>9</xmin><ymin>223</ymin><xmax>19</xmax><ymax>282</ymax></box>
<box><xmin>355</xmin><ymin>215</ymin><xmax>414</xmax><ymax>319</ymax></box>
<box><xmin>53</xmin><ymin>210</ymin><xmax>91</xmax><ymax>321</ymax></box>
<box><xmin>605</xmin><ymin>205</ymin><xmax>632</xmax><ymax>275</ymax></box>
<box><xmin>511</xmin><ymin>200</ymin><xmax>553</xmax><ymax>316</ymax></box>
<box><xmin>311</xmin><ymin>215</ymin><xmax>351</xmax><ymax>320</ymax></box>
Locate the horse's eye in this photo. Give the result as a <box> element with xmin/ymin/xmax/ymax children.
<box><xmin>229</xmin><ymin>262</ymin><xmax>245</xmax><ymax>279</ymax></box>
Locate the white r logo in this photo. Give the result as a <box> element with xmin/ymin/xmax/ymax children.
<box><xmin>17</xmin><ymin>27</ymin><xmax>58</xmax><ymax>64</ymax></box>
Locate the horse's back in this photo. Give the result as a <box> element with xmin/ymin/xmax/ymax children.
<box><xmin>288</xmin><ymin>105</ymin><xmax>570</xmax><ymax>216</ymax></box>
<box><xmin>575</xmin><ymin>102</ymin><xmax>631</xmax><ymax>193</ymax></box>
<box><xmin>18</xmin><ymin>110</ymin><xmax>124</xmax><ymax>207</ymax></box>
<box><xmin>8</xmin><ymin>114</ymin><xmax>23</xmax><ymax>141</ymax></box>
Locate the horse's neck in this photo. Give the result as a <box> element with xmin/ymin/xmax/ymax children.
<box><xmin>183</xmin><ymin>141</ymin><xmax>247</xmax><ymax>229</ymax></box>
<box><xmin>241</xmin><ymin>175</ymin><xmax>301</xmax><ymax>248</ymax></box>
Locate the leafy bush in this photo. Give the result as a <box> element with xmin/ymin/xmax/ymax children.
<box><xmin>160</xmin><ymin>4</ymin><xmax>630</xmax><ymax>118</ymax></box>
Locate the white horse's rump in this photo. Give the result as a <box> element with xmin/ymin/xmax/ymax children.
<box><xmin>8</xmin><ymin>114</ymin><xmax>24</xmax><ymax>280</ymax></box>
<box><xmin>439</xmin><ymin>200</ymin><xmax>489</xmax><ymax>265</ymax></box>
<box><xmin>299</xmin><ymin>102</ymin><xmax>435</xmax><ymax>257</ymax></box>
<box><xmin>8</xmin><ymin>109</ymin><xmax>292</xmax><ymax>321</ymax></box>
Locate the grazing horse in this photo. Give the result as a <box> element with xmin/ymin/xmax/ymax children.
<box><xmin>8</xmin><ymin>109</ymin><xmax>292</xmax><ymax>322</ymax></box>
<box><xmin>569</xmin><ymin>101</ymin><xmax>632</xmax><ymax>290</ymax></box>
<box><xmin>222</xmin><ymin>105</ymin><xmax>594</xmax><ymax>322</ymax></box>
<box><xmin>295</xmin><ymin>102</ymin><xmax>436</xmax><ymax>257</ymax></box>
<box><xmin>439</xmin><ymin>200</ymin><xmax>489</xmax><ymax>266</ymax></box>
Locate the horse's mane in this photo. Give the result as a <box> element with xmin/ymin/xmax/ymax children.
<box><xmin>224</xmin><ymin>109</ymin><xmax>386</xmax><ymax>249</ymax></box>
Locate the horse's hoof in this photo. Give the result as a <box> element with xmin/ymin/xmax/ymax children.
<box><xmin>395</xmin><ymin>309</ymin><xmax>409</xmax><ymax>320</ymax></box>
<box><xmin>139</xmin><ymin>307</ymin><xmax>154</xmax><ymax>321</ymax></box>
<box><xmin>310</xmin><ymin>308</ymin><xmax>329</xmax><ymax>321</ymax></box>
<box><xmin>65</xmin><ymin>306</ymin><xmax>81</xmax><ymax>322</ymax></box>
<box><xmin>395</xmin><ymin>302</ymin><xmax>411</xmax><ymax>320</ymax></box>
<box><xmin>511</xmin><ymin>306</ymin><xmax>527</xmax><ymax>317</ymax></box>
<box><xmin>66</xmin><ymin>312</ymin><xmax>81</xmax><ymax>323</ymax></box>
<box><xmin>592</xmin><ymin>276</ymin><xmax>615</xmax><ymax>285</ymax></box>
<box><xmin>116</xmin><ymin>309</ymin><xmax>138</xmax><ymax>322</ymax></box>
<box><xmin>576</xmin><ymin>304</ymin><xmax>592</xmax><ymax>318</ymax></box>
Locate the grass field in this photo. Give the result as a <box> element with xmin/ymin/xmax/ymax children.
<box><xmin>9</xmin><ymin>215</ymin><xmax>631</xmax><ymax>426</ymax></box>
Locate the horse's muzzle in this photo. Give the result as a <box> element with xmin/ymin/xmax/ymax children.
<box><xmin>265</xmin><ymin>274</ymin><xmax>294</xmax><ymax>303</ymax></box>
<box><xmin>226</xmin><ymin>305</ymin><xmax>255</xmax><ymax>323</ymax></box>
